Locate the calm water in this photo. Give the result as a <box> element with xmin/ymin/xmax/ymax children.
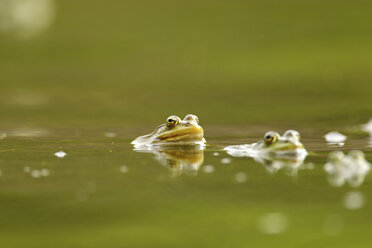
<box><xmin>0</xmin><ymin>125</ymin><xmax>371</xmax><ymax>247</ymax></box>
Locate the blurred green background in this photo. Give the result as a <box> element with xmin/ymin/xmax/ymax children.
<box><xmin>1</xmin><ymin>1</ymin><xmax>372</xmax><ymax>248</ymax></box>
<box><xmin>1</xmin><ymin>0</ymin><xmax>372</xmax><ymax>128</ymax></box>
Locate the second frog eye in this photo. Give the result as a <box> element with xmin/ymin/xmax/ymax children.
<box><xmin>264</xmin><ymin>131</ymin><xmax>279</xmax><ymax>145</ymax></box>
<box><xmin>283</xmin><ymin>130</ymin><xmax>300</xmax><ymax>141</ymax></box>
<box><xmin>184</xmin><ymin>114</ymin><xmax>199</xmax><ymax>124</ymax></box>
<box><xmin>166</xmin><ymin>115</ymin><xmax>180</xmax><ymax>128</ymax></box>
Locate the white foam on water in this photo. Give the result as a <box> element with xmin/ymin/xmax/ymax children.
<box><xmin>54</xmin><ymin>151</ymin><xmax>66</xmax><ymax>158</ymax></box>
<box><xmin>324</xmin><ymin>131</ymin><xmax>347</xmax><ymax>143</ymax></box>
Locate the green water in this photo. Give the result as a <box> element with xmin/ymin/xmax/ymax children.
<box><xmin>1</xmin><ymin>0</ymin><xmax>372</xmax><ymax>247</ymax></box>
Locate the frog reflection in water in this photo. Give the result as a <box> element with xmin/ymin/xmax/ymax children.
<box><xmin>132</xmin><ymin>114</ymin><xmax>205</xmax><ymax>176</ymax></box>
<box><xmin>252</xmin><ymin>154</ymin><xmax>311</xmax><ymax>176</ymax></box>
<box><xmin>132</xmin><ymin>114</ymin><xmax>205</xmax><ymax>147</ymax></box>
<box><xmin>324</xmin><ymin>150</ymin><xmax>370</xmax><ymax>187</ymax></box>
<box><xmin>135</xmin><ymin>147</ymin><xmax>204</xmax><ymax>177</ymax></box>
<box><xmin>225</xmin><ymin>130</ymin><xmax>309</xmax><ymax>176</ymax></box>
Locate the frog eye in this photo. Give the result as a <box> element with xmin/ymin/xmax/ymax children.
<box><xmin>283</xmin><ymin>130</ymin><xmax>300</xmax><ymax>141</ymax></box>
<box><xmin>166</xmin><ymin>115</ymin><xmax>180</xmax><ymax>128</ymax></box>
<box><xmin>264</xmin><ymin>131</ymin><xmax>279</xmax><ymax>145</ymax></box>
<box><xmin>184</xmin><ymin>114</ymin><xmax>199</xmax><ymax>124</ymax></box>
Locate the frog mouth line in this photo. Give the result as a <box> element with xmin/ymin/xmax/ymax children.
<box><xmin>155</xmin><ymin>131</ymin><xmax>204</xmax><ymax>142</ymax></box>
<box><xmin>267</xmin><ymin>141</ymin><xmax>304</xmax><ymax>151</ymax></box>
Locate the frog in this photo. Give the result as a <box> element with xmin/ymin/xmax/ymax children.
<box><xmin>131</xmin><ymin>114</ymin><xmax>205</xmax><ymax>147</ymax></box>
<box><xmin>224</xmin><ymin>130</ymin><xmax>306</xmax><ymax>157</ymax></box>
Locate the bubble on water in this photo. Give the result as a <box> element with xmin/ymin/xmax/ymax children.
<box><xmin>31</xmin><ymin>170</ymin><xmax>41</xmax><ymax>178</ymax></box>
<box><xmin>221</xmin><ymin>158</ymin><xmax>231</xmax><ymax>164</ymax></box>
<box><xmin>104</xmin><ymin>132</ymin><xmax>117</xmax><ymax>138</ymax></box>
<box><xmin>258</xmin><ymin>212</ymin><xmax>288</xmax><ymax>234</ymax></box>
<box><xmin>213</xmin><ymin>152</ymin><xmax>220</xmax><ymax>156</ymax></box>
<box><xmin>322</xmin><ymin>214</ymin><xmax>343</xmax><ymax>236</ymax></box>
<box><xmin>120</xmin><ymin>165</ymin><xmax>128</xmax><ymax>173</ymax></box>
<box><xmin>325</xmin><ymin>132</ymin><xmax>347</xmax><ymax>143</ymax></box>
<box><xmin>40</xmin><ymin>168</ymin><xmax>49</xmax><ymax>177</ymax></box>
<box><xmin>202</xmin><ymin>165</ymin><xmax>215</xmax><ymax>173</ymax></box>
<box><xmin>54</xmin><ymin>151</ymin><xmax>66</xmax><ymax>158</ymax></box>
<box><xmin>343</xmin><ymin>191</ymin><xmax>365</xmax><ymax>210</ymax></box>
<box><xmin>24</xmin><ymin>166</ymin><xmax>31</xmax><ymax>173</ymax></box>
<box><xmin>235</xmin><ymin>172</ymin><xmax>247</xmax><ymax>183</ymax></box>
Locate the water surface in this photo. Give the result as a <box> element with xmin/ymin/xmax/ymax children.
<box><xmin>1</xmin><ymin>125</ymin><xmax>371</xmax><ymax>247</ymax></box>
